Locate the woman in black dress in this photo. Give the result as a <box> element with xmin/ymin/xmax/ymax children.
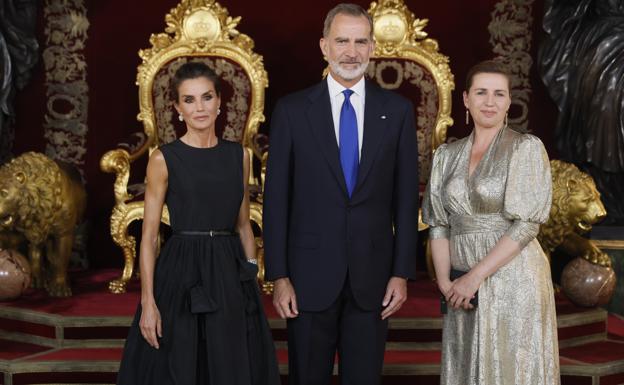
<box><xmin>117</xmin><ymin>62</ymin><xmax>280</xmax><ymax>385</ymax></box>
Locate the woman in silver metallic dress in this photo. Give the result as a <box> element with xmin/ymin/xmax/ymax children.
<box><xmin>423</xmin><ymin>60</ymin><xmax>560</xmax><ymax>384</ymax></box>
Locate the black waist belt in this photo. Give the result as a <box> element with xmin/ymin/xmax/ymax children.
<box><xmin>174</xmin><ymin>230</ymin><xmax>237</xmax><ymax>237</ymax></box>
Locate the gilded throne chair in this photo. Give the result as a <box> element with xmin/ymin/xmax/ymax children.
<box><xmin>364</xmin><ymin>0</ymin><xmax>454</xmax><ymax>219</ymax></box>
<box><xmin>101</xmin><ymin>0</ymin><xmax>268</xmax><ymax>294</ymax></box>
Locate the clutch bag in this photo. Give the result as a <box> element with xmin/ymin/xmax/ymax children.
<box><xmin>440</xmin><ymin>269</ymin><xmax>478</xmax><ymax>314</ymax></box>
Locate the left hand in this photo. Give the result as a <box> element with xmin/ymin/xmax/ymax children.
<box><xmin>447</xmin><ymin>271</ymin><xmax>483</xmax><ymax>310</ymax></box>
<box><xmin>381</xmin><ymin>276</ymin><xmax>407</xmax><ymax>320</ymax></box>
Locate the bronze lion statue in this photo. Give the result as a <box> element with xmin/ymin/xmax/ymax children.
<box><xmin>0</xmin><ymin>152</ymin><xmax>86</xmax><ymax>296</ymax></box>
<box><xmin>537</xmin><ymin>160</ymin><xmax>610</xmax><ymax>266</ymax></box>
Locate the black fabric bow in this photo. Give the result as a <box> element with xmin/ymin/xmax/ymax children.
<box><xmin>189</xmin><ymin>285</ymin><xmax>218</xmax><ymax>314</ymax></box>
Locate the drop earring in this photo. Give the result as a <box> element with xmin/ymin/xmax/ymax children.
<box><xmin>465</xmin><ymin>110</ymin><xmax>470</xmax><ymax>125</ymax></box>
<box><xmin>178</xmin><ymin>114</ymin><xmax>183</xmax><ymax>122</ymax></box>
<box><xmin>217</xmin><ymin>108</ymin><xmax>221</xmax><ymax>115</ymax></box>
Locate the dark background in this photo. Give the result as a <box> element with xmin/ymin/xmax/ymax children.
<box><xmin>10</xmin><ymin>0</ymin><xmax>559</xmax><ymax>268</ymax></box>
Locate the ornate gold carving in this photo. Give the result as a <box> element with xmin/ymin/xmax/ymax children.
<box><xmin>592</xmin><ymin>240</ymin><xmax>624</xmax><ymax>250</ymax></box>
<box><xmin>368</xmin><ymin>0</ymin><xmax>454</xmax><ymax>152</ymax></box>
<box><xmin>136</xmin><ymin>0</ymin><xmax>267</xmax><ymax>154</ymax></box>
<box><xmin>371</xmin><ymin>61</ymin><xmax>404</xmax><ymax>89</ymax></box>
<box><xmin>100</xmin><ymin>149</ymin><xmax>132</xmax><ymax>204</ymax></box>
<box><xmin>0</xmin><ymin>152</ymin><xmax>86</xmax><ymax>296</ymax></box>
<box><xmin>107</xmin><ymin>202</ymin><xmax>170</xmax><ymax>294</ymax></box>
<box><xmin>249</xmin><ymin>201</ymin><xmax>271</xmax><ymax>294</ymax></box>
<box><xmin>537</xmin><ymin>160</ymin><xmax>611</xmax><ymax>267</ymax></box>
<box><xmin>42</xmin><ymin>0</ymin><xmax>90</xmax><ymax>174</ymax></box>
<box><xmin>183</xmin><ymin>10</ymin><xmax>221</xmax><ymax>40</ymax></box>
<box><xmin>375</xmin><ymin>14</ymin><xmax>407</xmax><ymax>44</ymax></box>
<box><xmin>365</xmin><ymin>60</ymin><xmax>438</xmax><ymax>185</ymax></box>
<box><xmin>100</xmin><ymin>0</ymin><xmax>268</xmax><ymax>293</ymax></box>
<box><xmin>489</xmin><ymin>0</ymin><xmax>535</xmax><ymax>133</ymax></box>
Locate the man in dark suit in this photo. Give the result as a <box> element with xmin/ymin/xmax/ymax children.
<box><xmin>263</xmin><ymin>3</ymin><xmax>419</xmax><ymax>384</ymax></box>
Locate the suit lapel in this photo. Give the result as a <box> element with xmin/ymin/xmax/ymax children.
<box><xmin>305</xmin><ymin>81</ymin><xmax>348</xmax><ymax>196</ymax></box>
<box><xmin>354</xmin><ymin>80</ymin><xmax>387</xmax><ymax>195</ymax></box>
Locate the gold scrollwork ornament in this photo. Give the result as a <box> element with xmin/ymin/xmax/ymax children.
<box><xmin>368</xmin><ymin>0</ymin><xmax>454</xmax><ymax>150</ymax></box>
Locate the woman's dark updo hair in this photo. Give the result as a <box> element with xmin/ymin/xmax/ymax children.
<box><xmin>464</xmin><ymin>60</ymin><xmax>511</xmax><ymax>92</ymax></box>
<box><xmin>170</xmin><ymin>61</ymin><xmax>221</xmax><ymax>102</ymax></box>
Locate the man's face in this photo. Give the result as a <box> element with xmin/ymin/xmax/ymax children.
<box><xmin>320</xmin><ymin>13</ymin><xmax>374</xmax><ymax>84</ymax></box>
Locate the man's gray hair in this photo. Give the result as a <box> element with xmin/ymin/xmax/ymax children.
<box><xmin>323</xmin><ymin>3</ymin><xmax>374</xmax><ymax>38</ymax></box>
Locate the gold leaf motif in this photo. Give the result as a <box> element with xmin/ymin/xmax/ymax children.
<box><xmin>69</xmin><ymin>11</ymin><xmax>89</xmax><ymax>37</ymax></box>
<box><xmin>411</xmin><ymin>18</ymin><xmax>429</xmax><ymax>39</ymax></box>
<box><xmin>367</xmin><ymin>0</ymin><xmax>454</xmax><ymax>152</ymax></box>
<box><xmin>224</xmin><ymin>16</ymin><xmax>241</xmax><ymax>34</ymax></box>
<box><xmin>151</xmin><ymin>33</ymin><xmax>173</xmax><ymax>50</ymax></box>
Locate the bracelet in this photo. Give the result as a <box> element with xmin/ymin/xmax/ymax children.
<box><xmin>247</xmin><ymin>258</ymin><xmax>258</xmax><ymax>265</ymax></box>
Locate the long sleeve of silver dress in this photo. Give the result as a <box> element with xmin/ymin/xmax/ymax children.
<box><xmin>423</xmin><ymin>126</ymin><xmax>560</xmax><ymax>385</ymax></box>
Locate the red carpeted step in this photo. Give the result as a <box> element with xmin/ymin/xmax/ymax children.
<box><xmin>383</xmin><ymin>350</ymin><xmax>441</xmax><ymax>365</ymax></box>
<box><xmin>21</xmin><ymin>347</ymin><xmax>123</xmax><ymax>361</ymax></box>
<box><xmin>608</xmin><ymin>314</ymin><xmax>624</xmax><ymax>339</ymax></box>
<box><xmin>0</xmin><ymin>317</ymin><xmax>56</xmax><ymax>338</ymax></box>
<box><xmin>0</xmin><ymin>340</ymin><xmax>622</xmax><ymax>384</ymax></box>
<box><xmin>2</xmin><ymin>347</ymin><xmax>122</xmax><ymax>385</ymax></box>
<box><xmin>558</xmin><ymin>321</ymin><xmax>606</xmax><ymax>341</ymax></box>
<box><xmin>1</xmin><ymin>269</ymin><xmax>624</xmax><ymax>384</ymax></box>
<box><xmin>559</xmin><ymin>340</ymin><xmax>624</xmax><ymax>364</ymax></box>
<box><xmin>0</xmin><ymin>270</ymin><xmax>140</xmax><ymax>317</ymax></box>
<box><xmin>11</xmin><ymin>372</ymin><xmax>118</xmax><ymax>385</ymax></box>
<box><xmin>0</xmin><ymin>339</ymin><xmax>49</xmax><ymax>360</ymax></box>
<box><xmin>0</xmin><ymin>269</ymin><xmax>608</xmax><ymax>323</ymax></box>
<box><xmin>0</xmin><ymin>268</ymin><xmax>613</xmax><ymax>347</ymax></box>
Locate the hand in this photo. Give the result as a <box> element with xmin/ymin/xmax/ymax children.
<box><xmin>437</xmin><ymin>278</ymin><xmax>453</xmax><ymax>297</ymax></box>
<box><xmin>447</xmin><ymin>271</ymin><xmax>482</xmax><ymax>310</ymax></box>
<box><xmin>381</xmin><ymin>276</ymin><xmax>407</xmax><ymax>320</ymax></box>
<box><xmin>139</xmin><ymin>300</ymin><xmax>162</xmax><ymax>349</ymax></box>
<box><xmin>272</xmin><ymin>277</ymin><xmax>298</xmax><ymax>319</ymax></box>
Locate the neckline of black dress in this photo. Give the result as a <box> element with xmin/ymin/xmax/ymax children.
<box><xmin>176</xmin><ymin>137</ymin><xmax>221</xmax><ymax>150</ymax></box>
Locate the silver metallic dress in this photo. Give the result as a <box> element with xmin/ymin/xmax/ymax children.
<box><xmin>423</xmin><ymin>126</ymin><xmax>560</xmax><ymax>385</ymax></box>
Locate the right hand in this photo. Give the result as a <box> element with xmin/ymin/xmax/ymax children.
<box><xmin>272</xmin><ymin>277</ymin><xmax>299</xmax><ymax>319</ymax></box>
<box><xmin>447</xmin><ymin>272</ymin><xmax>480</xmax><ymax>310</ymax></box>
<box><xmin>140</xmin><ymin>300</ymin><xmax>162</xmax><ymax>349</ymax></box>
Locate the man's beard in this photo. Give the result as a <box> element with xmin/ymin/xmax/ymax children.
<box><xmin>329</xmin><ymin>59</ymin><xmax>369</xmax><ymax>81</ymax></box>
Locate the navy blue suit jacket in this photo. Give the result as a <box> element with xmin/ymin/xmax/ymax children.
<box><xmin>263</xmin><ymin>79</ymin><xmax>419</xmax><ymax>312</ymax></box>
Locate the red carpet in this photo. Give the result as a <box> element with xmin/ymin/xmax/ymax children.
<box><xmin>22</xmin><ymin>348</ymin><xmax>123</xmax><ymax>361</ymax></box>
<box><xmin>608</xmin><ymin>313</ymin><xmax>624</xmax><ymax>338</ymax></box>
<box><xmin>0</xmin><ymin>339</ymin><xmax>48</xmax><ymax>360</ymax></box>
<box><xmin>1</xmin><ymin>268</ymin><xmax>623</xmax><ymax>385</ymax></box>
<box><xmin>0</xmin><ymin>269</ymin><xmax>140</xmax><ymax>317</ymax></box>
<box><xmin>560</xmin><ymin>341</ymin><xmax>624</xmax><ymax>364</ymax></box>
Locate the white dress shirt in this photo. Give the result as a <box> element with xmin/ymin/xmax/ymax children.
<box><xmin>327</xmin><ymin>73</ymin><xmax>365</xmax><ymax>159</ymax></box>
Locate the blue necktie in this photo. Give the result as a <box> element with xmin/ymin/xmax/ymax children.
<box><xmin>339</xmin><ymin>89</ymin><xmax>359</xmax><ymax>197</ymax></box>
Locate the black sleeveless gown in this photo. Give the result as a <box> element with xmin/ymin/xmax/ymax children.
<box><xmin>117</xmin><ymin>139</ymin><xmax>280</xmax><ymax>385</ymax></box>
